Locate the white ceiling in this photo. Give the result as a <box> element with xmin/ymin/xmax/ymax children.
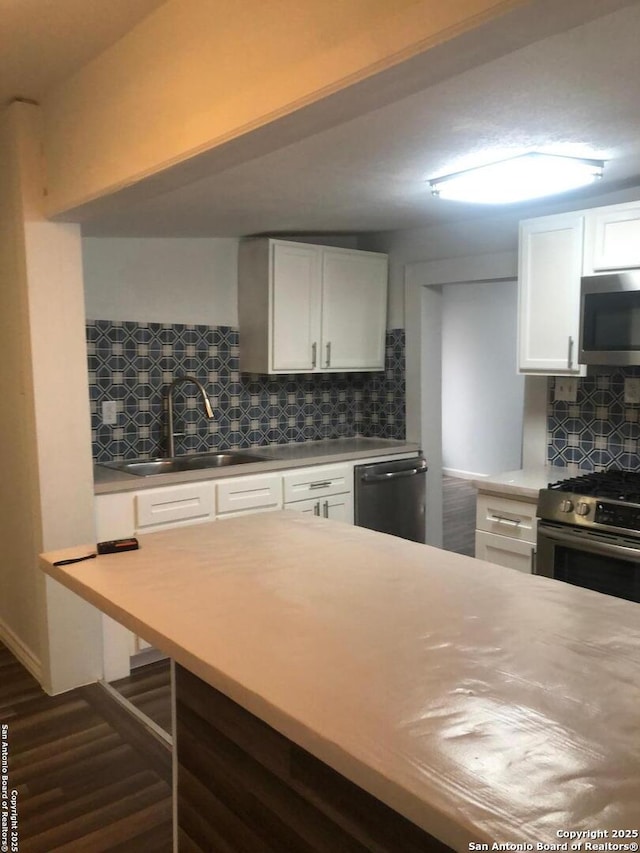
<box><xmin>5</xmin><ymin>1</ymin><xmax>640</xmax><ymax>238</ymax></box>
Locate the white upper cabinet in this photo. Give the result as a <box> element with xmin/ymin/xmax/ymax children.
<box><xmin>518</xmin><ymin>212</ymin><xmax>586</xmax><ymax>376</ymax></box>
<box><xmin>583</xmin><ymin>201</ymin><xmax>640</xmax><ymax>273</ymax></box>
<box><xmin>321</xmin><ymin>248</ymin><xmax>387</xmax><ymax>370</ymax></box>
<box><xmin>238</xmin><ymin>238</ymin><xmax>388</xmax><ymax>374</ymax></box>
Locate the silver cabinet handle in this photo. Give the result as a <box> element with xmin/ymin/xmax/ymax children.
<box><xmin>323</xmin><ymin>500</ymin><xmax>329</xmax><ymax>518</ymax></box>
<box><xmin>530</xmin><ymin>548</ymin><xmax>536</xmax><ymax>575</ymax></box>
<box><xmin>488</xmin><ymin>514</ymin><xmax>521</xmax><ymax>527</ymax></box>
<box><xmin>311</xmin><ymin>342</ymin><xmax>317</xmax><ymax>369</ymax></box>
<box><xmin>309</xmin><ymin>481</ymin><xmax>332</xmax><ymax>489</ymax></box>
<box><xmin>313</xmin><ymin>502</ymin><xmax>320</xmax><ymax>516</ymax></box>
<box><xmin>567</xmin><ymin>336</ymin><xmax>574</xmax><ymax>369</ymax></box>
<box><xmin>325</xmin><ymin>341</ymin><xmax>331</xmax><ymax>367</ymax></box>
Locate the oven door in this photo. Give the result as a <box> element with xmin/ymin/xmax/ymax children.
<box><xmin>537</xmin><ymin>522</ymin><xmax>640</xmax><ymax>603</ymax></box>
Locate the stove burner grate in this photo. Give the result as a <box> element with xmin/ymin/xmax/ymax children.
<box><xmin>548</xmin><ymin>469</ymin><xmax>640</xmax><ymax>502</ymax></box>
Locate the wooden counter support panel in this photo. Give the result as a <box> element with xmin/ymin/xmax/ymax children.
<box><xmin>175</xmin><ymin>665</ymin><xmax>451</xmax><ymax>853</ymax></box>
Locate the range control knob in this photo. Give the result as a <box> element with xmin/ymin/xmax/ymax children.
<box><xmin>576</xmin><ymin>501</ymin><xmax>591</xmax><ymax>517</ymax></box>
<box><xmin>559</xmin><ymin>499</ymin><xmax>574</xmax><ymax>513</ymax></box>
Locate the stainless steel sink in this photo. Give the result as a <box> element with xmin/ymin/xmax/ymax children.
<box><xmin>100</xmin><ymin>451</ymin><xmax>269</xmax><ymax>477</ymax></box>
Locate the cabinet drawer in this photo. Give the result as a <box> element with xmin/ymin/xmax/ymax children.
<box><xmin>217</xmin><ymin>473</ymin><xmax>282</xmax><ymax>516</ymax></box>
<box><xmin>475</xmin><ymin>530</ymin><xmax>535</xmax><ymax>574</ymax></box>
<box><xmin>135</xmin><ymin>483</ymin><xmax>214</xmax><ymax>530</ymax></box>
<box><xmin>283</xmin><ymin>464</ymin><xmax>351</xmax><ymax>502</ymax></box>
<box><xmin>476</xmin><ymin>493</ymin><xmax>537</xmax><ymax>543</ymax></box>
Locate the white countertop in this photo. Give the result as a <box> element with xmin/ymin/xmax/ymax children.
<box><xmin>472</xmin><ymin>465</ymin><xmax>580</xmax><ymax>500</ymax></box>
<box><xmin>94</xmin><ymin>437</ymin><xmax>421</xmax><ymax>495</ymax></box>
<box><xmin>41</xmin><ymin>513</ymin><xmax>640</xmax><ymax>851</ymax></box>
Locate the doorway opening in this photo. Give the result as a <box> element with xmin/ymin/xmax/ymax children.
<box><xmin>440</xmin><ymin>278</ymin><xmax>524</xmax><ymax>555</ymax></box>
<box><xmin>404</xmin><ymin>249</ymin><xmax>523</xmax><ymax>549</ymax></box>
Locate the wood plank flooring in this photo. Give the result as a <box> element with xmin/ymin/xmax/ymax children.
<box><xmin>0</xmin><ymin>643</ymin><xmax>173</xmax><ymax>852</ymax></box>
<box><xmin>442</xmin><ymin>476</ymin><xmax>477</xmax><ymax>557</ymax></box>
<box><xmin>111</xmin><ymin>659</ymin><xmax>172</xmax><ymax>735</ymax></box>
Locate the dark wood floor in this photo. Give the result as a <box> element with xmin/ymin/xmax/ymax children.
<box><xmin>0</xmin><ymin>643</ymin><xmax>173</xmax><ymax>852</ymax></box>
<box><xmin>442</xmin><ymin>476</ymin><xmax>477</xmax><ymax>557</ymax></box>
<box><xmin>111</xmin><ymin>659</ymin><xmax>172</xmax><ymax>735</ymax></box>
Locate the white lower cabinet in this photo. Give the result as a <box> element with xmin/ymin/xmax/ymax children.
<box><xmin>282</xmin><ymin>463</ymin><xmax>354</xmax><ymax>524</ymax></box>
<box><xmin>475</xmin><ymin>530</ymin><xmax>535</xmax><ymax>574</ymax></box>
<box><xmin>475</xmin><ymin>492</ymin><xmax>537</xmax><ymax>574</ymax></box>
<box><xmin>135</xmin><ymin>482</ymin><xmax>215</xmax><ymax>531</ymax></box>
<box><xmin>285</xmin><ymin>492</ymin><xmax>354</xmax><ymax>523</ymax></box>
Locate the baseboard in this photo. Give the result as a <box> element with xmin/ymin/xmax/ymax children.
<box><xmin>443</xmin><ymin>468</ymin><xmax>488</xmax><ymax>481</ymax></box>
<box><xmin>0</xmin><ymin>617</ymin><xmax>42</xmax><ymax>683</ymax></box>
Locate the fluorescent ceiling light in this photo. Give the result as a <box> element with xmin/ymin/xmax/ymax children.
<box><xmin>430</xmin><ymin>153</ymin><xmax>604</xmax><ymax>204</ymax></box>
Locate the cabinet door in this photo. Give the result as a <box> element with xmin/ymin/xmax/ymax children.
<box><xmin>285</xmin><ymin>497</ymin><xmax>322</xmax><ymax>516</ymax></box>
<box><xmin>271</xmin><ymin>242</ymin><xmax>322</xmax><ymax>372</ymax></box>
<box><xmin>475</xmin><ymin>530</ymin><xmax>535</xmax><ymax>574</ymax></box>
<box><xmin>322</xmin><ymin>492</ymin><xmax>354</xmax><ymax>524</ymax></box>
<box><xmin>321</xmin><ymin>248</ymin><xmax>387</xmax><ymax>371</ymax></box>
<box><xmin>518</xmin><ymin>213</ymin><xmax>586</xmax><ymax>375</ymax></box>
<box><xmin>285</xmin><ymin>492</ymin><xmax>353</xmax><ymax>523</ymax></box>
<box><xmin>584</xmin><ymin>203</ymin><xmax>640</xmax><ymax>273</ymax></box>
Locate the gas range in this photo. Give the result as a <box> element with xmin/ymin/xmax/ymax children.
<box><xmin>536</xmin><ymin>470</ymin><xmax>640</xmax><ymax>603</ymax></box>
<box><xmin>537</xmin><ymin>470</ymin><xmax>640</xmax><ymax>538</ymax></box>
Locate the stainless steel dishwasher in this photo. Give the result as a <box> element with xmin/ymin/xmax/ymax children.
<box><xmin>354</xmin><ymin>456</ymin><xmax>427</xmax><ymax>543</ymax></box>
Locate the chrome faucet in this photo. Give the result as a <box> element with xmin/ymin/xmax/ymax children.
<box><xmin>166</xmin><ymin>375</ymin><xmax>214</xmax><ymax>457</ymax></box>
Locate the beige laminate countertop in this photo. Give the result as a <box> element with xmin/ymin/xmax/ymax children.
<box><xmin>472</xmin><ymin>465</ymin><xmax>581</xmax><ymax>500</ymax></box>
<box><xmin>41</xmin><ymin>513</ymin><xmax>640</xmax><ymax>851</ymax></box>
<box><xmin>94</xmin><ymin>437</ymin><xmax>420</xmax><ymax>495</ymax></box>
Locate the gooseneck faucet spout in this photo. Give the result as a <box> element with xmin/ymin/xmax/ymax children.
<box><xmin>166</xmin><ymin>375</ymin><xmax>214</xmax><ymax>457</ymax></box>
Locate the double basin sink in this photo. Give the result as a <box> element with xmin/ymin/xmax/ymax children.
<box><xmin>100</xmin><ymin>450</ymin><xmax>270</xmax><ymax>477</ymax></box>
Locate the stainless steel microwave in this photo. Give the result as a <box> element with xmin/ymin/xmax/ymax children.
<box><xmin>579</xmin><ymin>271</ymin><xmax>640</xmax><ymax>366</ymax></box>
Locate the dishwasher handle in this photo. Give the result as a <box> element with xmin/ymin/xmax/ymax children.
<box><xmin>361</xmin><ymin>459</ymin><xmax>428</xmax><ymax>483</ymax></box>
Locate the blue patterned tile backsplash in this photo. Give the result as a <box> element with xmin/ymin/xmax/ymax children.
<box><xmin>548</xmin><ymin>370</ymin><xmax>640</xmax><ymax>471</ymax></box>
<box><xmin>87</xmin><ymin>320</ymin><xmax>405</xmax><ymax>461</ymax></box>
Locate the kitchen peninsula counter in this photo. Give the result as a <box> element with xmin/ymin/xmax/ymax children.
<box><xmin>40</xmin><ymin>513</ymin><xmax>640</xmax><ymax>851</ymax></box>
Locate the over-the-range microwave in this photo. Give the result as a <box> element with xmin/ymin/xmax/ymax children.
<box><xmin>579</xmin><ymin>271</ymin><xmax>640</xmax><ymax>366</ymax></box>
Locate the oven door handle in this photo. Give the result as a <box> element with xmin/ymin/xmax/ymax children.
<box><xmin>539</xmin><ymin>525</ymin><xmax>640</xmax><ymax>563</ymax></box>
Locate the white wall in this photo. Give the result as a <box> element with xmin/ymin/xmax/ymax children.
<box><xmin>441</xmin><ymin>280</ymin><xmax>524</xmax><ymax>477</ymax></box>
<box><xmin>82</xmin><ymin>235</ymin><xmax>366</xmax><ymax>325</ymax></box>
<box><xmin>0</xmin><ymin>102</ymin><xmax>102</xmax><ymax>694</ymax></box>
<box><xmin>83</xmin><ymin>237</ymin><xmax>239</xmax><ymax>325</ymax></box>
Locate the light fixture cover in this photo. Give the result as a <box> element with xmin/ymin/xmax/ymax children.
<box><xmin>430</xmin><ymin>152</ymin><xmax>604</xmax><ymax>204</ymax></box>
